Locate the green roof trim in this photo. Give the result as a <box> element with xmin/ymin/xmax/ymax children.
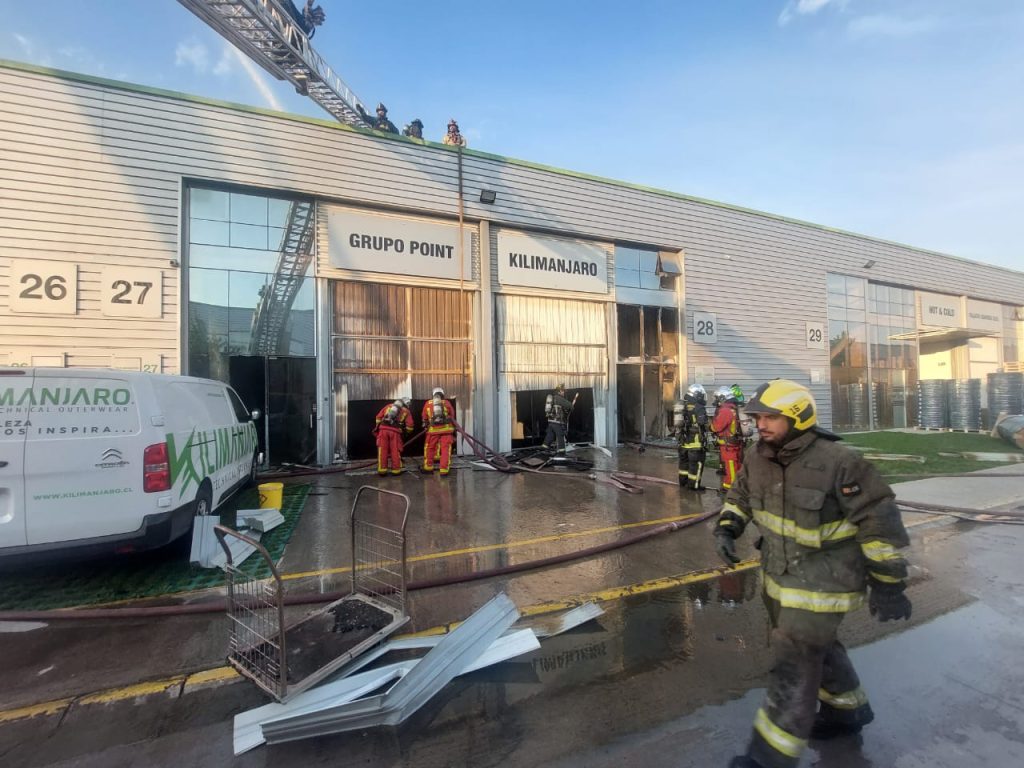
<box><xmin>0</xmin><ymin>57</ymin><xmax>1018</xmax><ymax>275</ymax></box>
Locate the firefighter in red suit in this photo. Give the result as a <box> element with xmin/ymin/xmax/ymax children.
<box><xmin>422</xmin><ymin>387</ymin><xmax>457</xmax><ymax>475</ymax></box>
<box><xmin>374</xmin><ymin>397</ymin><xmax>413</xmax><ymax>476</ymax></box>
<box><xmin>711</xmin><ymin>384</ymin><xmax>747</xmax><ymax>493</ymax></box>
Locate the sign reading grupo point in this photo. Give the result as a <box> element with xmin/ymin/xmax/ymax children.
<box><xmin>327</xmin><ymin>209</ymin><xmax>473</xmax><ymax>280</ymax></box>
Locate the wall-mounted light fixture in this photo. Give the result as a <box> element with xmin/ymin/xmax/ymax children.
<box><xmin>863</xmin><ymin>259</ymin><xmax>877</xmax><ymax>269</ymax></box>
<box><xmin>479</xmin><ymin>189</ymin><xmax>497</xmax><ymax>204</ymax></box>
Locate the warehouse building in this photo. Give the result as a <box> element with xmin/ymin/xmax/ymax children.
<box><xmin>2</xmin><ymin>59</ymin><xmax>1023</xmax><ymax>466</ymax></box>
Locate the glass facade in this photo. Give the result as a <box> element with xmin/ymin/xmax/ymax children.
<box><xmin>186</xmin><ymin>187</ymin><xmax>315</xmax><ymax>381</ymax></box>
<box><xmin>827</xmin><ymin>274</ymin><xmax>869</xmax><ymax>431</ymax></box>
<box><xmin>828</xmin><ymin>275</ymin><xmax>919</xmax><ymax>430</ymax></box>
<box><xmin>1004</xmin><ymin>304</ymin><xmax>1024</xmax><ymax>366</ymax></box>
<box><xmin>867</xmin><ymin>283</ymin><xmax>918</xmax><ymax>428</ymax></box>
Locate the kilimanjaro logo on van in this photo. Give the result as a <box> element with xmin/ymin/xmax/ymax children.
<box><xmin>166</xmin><ymin>424</ymin><xmax>257</xmax><ymax>498</ymax></box>
<box><xmin>0</xmin><ymin>387</ymin><xmax>132</xmax><ymax>407</ymax></box>
<box><xmin>96</xmin><ymin>448</ymin><xmax>130</xmax><ymax>469</ymax></box>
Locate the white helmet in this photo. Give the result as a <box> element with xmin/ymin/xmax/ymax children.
<box><xmin>685</xmin><ymin>383</ymin><xmax>706</xmax><ymax>403</ymax></box>
<box><xmin>432</xmin><ymin>387</ymin><xmax>444</xmax><ymax>398</ymax></box>
<box><xmin>400</xmin><ymin>397</ymin><xmax>411</xmax><ymax>408</ymax></box>
<box><xmin>713</xmin><ymin>386</ymin><xmax>732</xmax><ymax>404</ymax></box>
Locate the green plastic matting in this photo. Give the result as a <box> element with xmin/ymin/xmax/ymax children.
<box><xmin>0</xmin><ymin>484</ymin><xmax>311</xmax><ymax>611</ymax></box>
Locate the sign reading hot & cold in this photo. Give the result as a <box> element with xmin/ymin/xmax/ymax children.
<box><xmin>326</xmin><ymin>208</ymin><xmax>473</xmax><ymax>280</ymax></box>
<box><xmin>496</xmin><ymin>231</ymin><xmax>609</xmax><ymax>294</ymax></box>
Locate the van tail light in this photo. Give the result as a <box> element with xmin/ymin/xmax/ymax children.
<box><xmin>143</xmin><ymin>442</ymin><xmax>171</xmax><ymax>493</ymax></box>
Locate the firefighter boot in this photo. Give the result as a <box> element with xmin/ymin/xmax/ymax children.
<box><xmin>728</xmin><ymin>757</ymin><xmax>766</xmax><ymax>768</ymax></box>
<box><xmin>811</xmin><ymin>702</ymin><xmax>874</xmax><ymax>740</ymax></box>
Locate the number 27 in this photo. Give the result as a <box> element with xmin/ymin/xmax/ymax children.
<box><xmin>111</xmin><ymin>280</ymin><xmax>152</xmax><ymax>304</ymax></box>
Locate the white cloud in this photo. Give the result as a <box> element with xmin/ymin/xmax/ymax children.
<box><xmin>779</xmin><ymin>0</ymin><xmax>847</xmax><ymax>26</ymax></box>
<box><xmin>847</xmin><ymin>14</ymin><xmax>940</xmax><ymax>39</ymax></box>
<box><xmin>213</xmin><ymin>44</ymin><xmax>234</xmax><ymax>77</ymax></box>
<box><xmin>174</xmin><ymin>38</ymin><xmax>210</xmax><ymax>73</ymax></box>
<box><xmin>11</xmin><ymin>32</ymin><xmax>53</xmax><ymax>66</ymax></box>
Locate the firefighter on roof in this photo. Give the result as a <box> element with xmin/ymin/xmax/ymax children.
<box><xmin>422</xmin><ymin>387</ymin><xmax>457</xmax><ymax>475</ymax></box>
<box><xmin>374</xmin><ymin>397</ymin><xmax>413</xmax><ymax>476</ymax></box>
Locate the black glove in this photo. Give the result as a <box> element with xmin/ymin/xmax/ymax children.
<box><xmin>868</xmin><ymin>580</ymin><xmax>912</xmax><ymax>622</ymax></box>
<box><xmin>714</xmin><ymin>529</ymin><xmax>740</xmax><ymax>567</ymax></box>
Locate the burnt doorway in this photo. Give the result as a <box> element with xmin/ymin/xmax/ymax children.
<box><xmin>511</xmin><ymin>388</ymin><xmax>594</xmax><ymax>449</ymax></box>
<box><xmin>616</xmin><ymin>305</ymin><xmax>679</xmax><ymax>442</ymax></box>
<box><xmin>230</xmin><ymin>355</ymin><xmax>317</xmax><ymax>467</ymax></box>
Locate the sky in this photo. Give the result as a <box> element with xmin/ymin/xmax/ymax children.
<box><xmin>2</xmin><ymin>0</ymin><xmax>1022</xmax><ymax>272</ymax></box>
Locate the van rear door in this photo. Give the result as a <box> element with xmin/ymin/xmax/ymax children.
<box><xmin>23</xmin><ymin>371</ymin><xmax>143</xmax><ymax>545</ymax></box>
<box><xmin>0</xmin><ymin>369</ymin><xmax>31</xmax><ymax>549</ymax></box>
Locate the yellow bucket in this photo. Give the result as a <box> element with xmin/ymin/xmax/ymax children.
<box><xmin>258</xmin><ymin>482</ymin><xmax>283</xmax><ymax>510</ymax></box>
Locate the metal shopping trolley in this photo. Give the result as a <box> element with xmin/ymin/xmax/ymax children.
<box><xmin>215</xmin><ymin>486</ymin><xmax>410</xmax><ymax>702</ymax></box>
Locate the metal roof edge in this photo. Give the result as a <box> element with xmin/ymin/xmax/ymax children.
<box><xmin>1</xmin><ymin>58</ymin><xmax>1020</xmax><ymax>279</ymax></box>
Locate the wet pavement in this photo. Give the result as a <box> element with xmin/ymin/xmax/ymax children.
<box><xmin>1</xmin><ymin>446</ymin><xmax>1023</xmax><ymax>767</ymax></box>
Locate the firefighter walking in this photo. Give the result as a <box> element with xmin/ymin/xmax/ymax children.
<box><xmin>374</xmin><ymin>397</ymin><xmax>413</xmax><ymax>476</ymax></box>
<box><xmin>542</xmin><ymin>383</ymin><xmax>573</xmax><ymax>453</ymax></box>
<box><xmin>711</xmin><ymin>384</ymin><xmax>747</xmax><ymax>494</ymax></box>
<box><xmin>713</xmin><ymin>380</ymin><xmax>911</xmax><ymax>768</ymax></box>
<box><xmin>675</xmin><ymin>383</ymin><xmax>710</xmax><ymax>490</ymax></box>
<box><xmin>422</xmin><ymin>387</ymin><xmax>456</xmax><ymax>475</ymax></box>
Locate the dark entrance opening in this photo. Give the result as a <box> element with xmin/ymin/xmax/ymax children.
<box><xmin>229</xmin><ymin>355</ymin><xmax>317</xmax><ymax>467</ymax></box>
<box><xmin>512</xmin><ymin>388</ymin><xmax>594</xmax><ymax>449</ymax></box>
<box><xmin>346</xmin><ymin>399</ymin><xmax>455</xmax><ymax>462</ymax></box>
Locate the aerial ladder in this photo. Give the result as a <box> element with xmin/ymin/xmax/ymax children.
<box><xmin>176</xmin><ymin>0</ymin><xmax>371</xmax><ymax>127</ymax></box>
<box><xmin>248</xmin><ymin>200</ymin><xmax>316</xmax><ymax>355</ymax></box>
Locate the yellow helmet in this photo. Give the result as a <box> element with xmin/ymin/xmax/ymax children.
<box><xmin>745</xmin><ymin>379</ymin><xmax>817</xmax><ymax>431</ymax></box>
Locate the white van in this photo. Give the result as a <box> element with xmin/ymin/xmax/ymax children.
<box><xmin>0</xmin><ymin>368</ymin><xmax>260</xmax><ymax>561</ymax></box>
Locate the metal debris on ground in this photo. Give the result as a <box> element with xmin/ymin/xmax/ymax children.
<box><xmin>232</xmin><ymin>601</ymin><xmax>605</xmax><ymax>754</ymax></box>
<box><xmin>259</xmin><ymin>592</ymin><xmax>519</xmax><ymax>744</ymax></box>
<box><xmin>239</xmin><ymin>508</ymin><xmax>286</xmax><ymax>532</ymax></box>
<box><xmin>217</xmin><ymin>486</ymin><xmax>410</xmax><ymax>702</ymax></box>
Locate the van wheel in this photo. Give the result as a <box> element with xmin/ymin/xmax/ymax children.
<box><xmin>194</xmin><ymin>483</ymin><xmax>213</xmax><ymax>517</ymax></box>
<box><xmin>247</xmin><ymin>452</ymin><xmax>259</xmax><ymax>488</ymax></box>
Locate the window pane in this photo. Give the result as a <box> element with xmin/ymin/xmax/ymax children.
<box><xmin>190</xmin><ymin>244</ymin><xmax>281</xmax><ymax>273</ymax></box>
<box><xmin>827</xmin><ymin>274</ymin><xmax>846</xmax><ymax>293</ymax></box>
<box><xmin>639</xmin><ymin>271</ymin><xmax>662</xmax><ymax>290</ymax></box>
<box><xmin>269</xmin><ymin>227</ymin><xmax>286</xmax><ymax>251</ymax></box>
<box><xmin>231</xmin><ymin>223</ymin><xmax>269</xmax><ymax>250</ymax></box>
<box><xmin>846</xmin><ymin>278</ymin><xmax>866</xmax><ymax>297</ymax></box>
<box><xmin>643</xmin><ymin>307</ymin><xmax>659</xmax><ymax>358</ymax></box>
<box><xmin>615</xmin><ymin>267</ymin><xmax>640</xmax><ymax>288</ymax></box>
<box><xmin>847</xmin><ymin>294</ymin><xmax>865</xmax><ymax>311</ymax></box>
<box><xmin>638</xmin><ymin>250</ymin><xmax>659</xmax><ymax>273</ymax></box>
<box><xmin>230</xmin><ymin>193</ymin><xmax>268</xmax><ymax>226</ymax></box>
<box><xmin>617</xmin><ymin>305</ymin><xmax>642</xmax><ymax>359</ymax></box>
<box><xmin>828</xmin><ymin>292</ymin><xmax>846</xmax><ymax>309</ymax></box>
<box><xmin>615</xmin><ymin>247</ymin><xmax>640</xmax><ymax>270</ymax></box>
<box><xmin>191</xmin><ymin>188</ymin><xmax>229</xmax><ymax>221</ymax></box>
<box><xmin>268</xmin><ymin>198</ymin><xmax>291</xmax><ymax>228</ymax></box>
<box><xmin>188</xmin><ymin>266</ymin><xmax>228</xmax><ymax>311</ymax></box>
<box><xmin>660</xmin><ymin>309</ymin><xmax>679</xmax><ymax>360</ymax></box>
<box><xmin>190</xmin><ymin>219</ymin><xmax>229</xmax><ymax>247</ymax></box>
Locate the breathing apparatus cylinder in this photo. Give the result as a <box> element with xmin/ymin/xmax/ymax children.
<box><xmin>384</xmin><ymin>403</ymin><xmax>399</xmax><ymax>425</ymax></box>
<box><xmin>672</xmin><ymin>401</ymin><xmax>686</xmax><ymax>431</ymax></box>
<box><xmin>431</xmin><ymin>397</ymin><xmax>447</xmax><ymax>426</ymax></box>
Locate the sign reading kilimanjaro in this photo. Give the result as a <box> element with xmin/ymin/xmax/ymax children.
<box><xmin>497</xmin><ymin>231</ymin><xmax>609</xmax><ymax>294</ymax></box>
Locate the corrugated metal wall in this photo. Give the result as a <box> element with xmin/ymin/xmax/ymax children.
<box><xmin>3</xmin><ymin>62</ymin><xmax>1024</xmax><ymax>430</ymax></box>
<box><xmin>331</xmin><ymin>281</ymin><xmax>471</xmax><ymax>401</ymax></box>
<box><xmin>496</xmin><ymin>295</ymin><xmax>608</xmax><ymax>403</ymax></box>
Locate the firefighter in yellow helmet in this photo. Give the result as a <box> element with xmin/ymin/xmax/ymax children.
<box><xmin>715</xmin><ymin>380</ymin><xmax>911</xmax><ymax>768</ymax></box>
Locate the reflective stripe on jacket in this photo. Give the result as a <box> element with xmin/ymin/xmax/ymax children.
<box><xmin>717</xmin><ymin>429</ymin><xmax>909</xmax><ymax>611</ymax></box>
